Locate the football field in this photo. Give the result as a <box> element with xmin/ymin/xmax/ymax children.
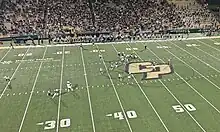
<box><xmin>1</xmin><ymin>38</ymin><xmax>220</xmax><ymax>132</ymax></box>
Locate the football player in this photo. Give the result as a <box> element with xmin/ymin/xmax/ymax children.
<box><xmin>99</xmin><ymin>68</ymin><xmax>103</xmax><ymax>74</ymax></box>
<box><xmin>67</xmin><ymin>81</ymin><xmax>73</xmax><ymax>92</ymax></box>
<box><xmin>118</xmin><ymin>73</ymin><xmax>122</xmax><ymax>81</ymax></box>
<box><xmin>4</xmin><ymin>76</ymin><xmax>10</xmax><ymax>82</ymax></box>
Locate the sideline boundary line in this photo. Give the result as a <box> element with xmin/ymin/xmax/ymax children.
<box><xmin>1</xmin><ymin>36</ymin><xmax>220</xmax><ymax>49</ymax></box>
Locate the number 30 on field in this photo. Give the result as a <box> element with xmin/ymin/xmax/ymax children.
<box><xmin>172</xmin><ymin>104</ymin><xmax>196</xmax><ymax>113</ymax></box>
<box><xmin>44</xmin><ymin>118</ymin><xmax>70</xmax><ymax>130</ymax></box>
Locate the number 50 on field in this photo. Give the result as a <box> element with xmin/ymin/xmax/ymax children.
<box><xmin>172</xmin><ymin>104</ymin><xmax>196</xmax><ymax>113</ymax></box>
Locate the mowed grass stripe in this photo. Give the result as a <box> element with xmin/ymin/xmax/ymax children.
<box><xmin>0</xmin><ymin>48</ymin><xmax>11</xmax><ymax>62</ymax></box>
<box><xmin>171</xmin><ymin>41</ymin><xmax>220</xmax><ymax>74</ymax></box>
<box><xmin>56</xmin><ymin>46</ymin><xmax>65</xmax><ymax>132</ymax></box>
<box><xmin>59</xmin><ymin>46</ymin><xmax>94</xmax><ymax>132</ymax></box>
<box><xmin>161</xmin><ymin>41</ymin><xmax>220</xmax><ymax>89</ymax></box>
<box><xmin>80</xmin><ymin>46</ymin><xmax>96</xmax><ymax>132</ymax></box>
<box><xmin>0</xmin><ymin>47</ymin><xmax>30</xmax><ymax>99</ymax></box>
<box><xmin>18</xmin><ymin>46</ymin><xmax>48</xmax><ymax>132</ymax></box>
<box><xmin>0</xmin><ymin>48</ymin><xmax>45</xmax><ymax>132</ymax></box>
<box><xmin>127</xmin><ymin>43</ymin><xmax>206</xmax><ymax>131</ymax></box>
<box><xmin>173</xmin><ymin>40</ymin><xmax>220</xmax><ymax>74</ymax></box>
<box><xmin>142</xmin><ymin>42</ymin><xmax>220</xmax><ymax>131</ymax></box>
<box><xmin>18</xmin><ymin>47</ymin><xmax>63</xmax><ymax>132</ymax></box>
<box><xmin>111</xmin><ymin>44</ymin><xmax>170</xmax><ymax>132</ymax></box>
<box><xmin>195</xmin><ymin>39</ymin><xmax>220</xmax><ymax>57</ymax></box>
<box><xmin>95</xmin><ymin>44</ymin><xmax>133</xmax><ymax>132</ymax></box>
<box><xmin>81</xmin><ymin>45</ymin><xmax>131</xmax><ymax>131</ymax></box>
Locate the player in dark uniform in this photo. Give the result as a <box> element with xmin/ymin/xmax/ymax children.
<box><xmin>10</xmin><ymin>41</ymin><xmax>14</xmax><ymax>49</ymax></box>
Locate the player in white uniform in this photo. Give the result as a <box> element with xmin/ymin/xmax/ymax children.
<box><xmin>47</xmin><ymin>89</ymin><xmax>60</xmax><ymax>99</ymax></box>
<box><xmin>128</xmin><ymin>74</ymin><xmax>131</xmax><ymax>80</ymax></box>
<box><xmin>100</xmin><ymin>68</ymin><xmax>103</xmax><ymax>74</ymax></box>
<box><xmin>110</xmin><ymin>64</ymin><xmax>114</xmax><ymax>70</ymax></box>
<box><xmin>4</xmin><ymin>76</ymin><xmax>10</xmax><ymax>82</ymax></box>
<box><xmin>118</xmin><ymin>73</ymin><xmax>122</xmax><ymax>81</ymax></box>
<box><xmin>67</xmin><ymin>81</ymin><xmax>73</xmax><ymax>92</ymax></box>
<box><xmin>99</xmin><ymin>54</ymin><xmax>102</xmax><ymax>60</ymax></box>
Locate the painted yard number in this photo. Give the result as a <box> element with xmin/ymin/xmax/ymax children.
<box><xmin>114</xmin><ymin>110</ymin><xmax>137</xmax><ymax>120</ymax></box>
<box><xmin>214</xmin><ymin>43</ymin><xmax>220</xmax><ymax>45</ymax></box>
<box><xmin>1</xmin><ymin>61</ymin><xmax>12</xmax><ymax>64</ymax></box>
<box><xmin>126</xmin><ymin>48</ymin><xmax>138</xmax><ymax>51</ymax></box>
<box><xmin>91</xmin><ymin>49</ymin><xmax>105</xmax><ymax>53</ymax></box>
<box><xmin>172</xmin><ymin>104</ymin><xmax>196</xmax><ymax>113</ymax></box>
<box><xmin>18</xmin><ymin>53</ymin><xmax>32</xmax><ymax>56</ymax></box>
<box><xmin>38</xmin><ymin>118</ymin><xmax>70</xmax><ymax>130</ymax></box>
<box><xmin>156</xmin><ymin>46</ymin><xmax>169</xmax><ymax>49</ymax></box>
<box><xmin>186</xmin><ymin>44</ymin><xmax>200</xmax><ymax>47</ymax></box>
<box><xmin>56</xmin><ymin>51</ymin><xmax>70</xmax><ymax>54</ymax></box>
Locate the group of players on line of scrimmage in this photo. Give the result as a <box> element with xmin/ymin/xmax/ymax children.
<box><xmin>3</xmin><ymin>76</ymin><xmax>74</xmax><ymax>99</ymax></box>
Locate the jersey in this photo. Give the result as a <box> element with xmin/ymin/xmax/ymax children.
<box><xmin>67</xmin><ymin>83</ymin><xmax>72</xmax><ymax>89</ymax></box>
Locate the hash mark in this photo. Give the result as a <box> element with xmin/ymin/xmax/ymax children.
<box><xmin>36</xmin><ymin>122</ymin><xmax>44</xmax><ymax>125</ymax></box>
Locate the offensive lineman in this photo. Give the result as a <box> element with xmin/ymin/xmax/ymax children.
<box><xmin>118</xmin><ymin>73</ymin><xmax>122</xmax><ymax>81</ymax></box>
<box><xmin>67</xmin><ymin>81</ymin><xmax>73</xmax><ymax>92</ymax></box>
<box><xmin>99</xmin><ymin>68</ymin><xmax>103</xmax><ymax>74</ymax></box>
<box><xmin>47</xmin><ymin>89</ymin><xmax>60</xmax><ymax>99</ymax></box>
<box><xmin>4</xmin><ymin>76</ymin><xmax>10</xmax><ymax>82</ymax></box>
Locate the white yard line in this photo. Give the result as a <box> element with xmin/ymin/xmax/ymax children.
<box><xmin>146</xmin><ymin>44</ymin><xmax>220</xmax><ymax>114</ymax></box>
<box><xmin>80</xmin><ymin>46</ymin><xmax>96</xmax><ymax>132</ymax></box>
<box><xmin>171</xmin><ymin>41</ymin><xmax>220</xmax><ymax>74</ymax></box>
<box><xmin>111</xmin><ymin>44</ymin><xmax>169</xmax><ymax>132</ymax></box>
<box><xmin>194</xmin><ymin>46</ymin><xmax>220</xmax><ymax>62</ymax></box>
<box><xmin>0</xmin><ymin>48</ymin><xmax>11</xmax><ymax>62</ymax></box>
<box><xmin>18</xmin><ymin>46</ymin><xmax>48</xmax><ymax>132</ymax></box>
<box><xmin>196</xmin><ymin>39</ymin><xmax>220</xmax><ymax>53</ymax></box>
<box><xmin>127</xmin><ymin>43</ymin><xmax>206</xmax><ymax>132</ymax></box>
<box><xmin>0</xmin><ymin>47</ymin><xmax>30</xmax><ymax>99</ymax></box>
<box><xmin>158</xmin><ymin>43</ymin><xmax>220</xmax><ymax>90</ymax></box>
<box><xmin>159</xmin><ymin>80</ymin><xmax>206</xmax><ymax>132</ymax></box>
<box><xmin>56</xmin><ymin>46</ymin><xmax>65</xmax><ymax>132</ymax></box>
<box><xmin>95</xmin><ymin>44</ymin><xmax>133</xmax><ymax>132</ymax></box>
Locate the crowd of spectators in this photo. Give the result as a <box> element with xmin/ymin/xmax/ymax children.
<box><xmin>0</xmin><ymin>0</ymin><xmax>219</xmax><ymax>37</ymax></box>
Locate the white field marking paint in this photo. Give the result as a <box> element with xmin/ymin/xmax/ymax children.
<box><xmin>80</xmin><ymin>47</ymin><xmax>96</xmax><ymax>132</ymax></box>
<box><xmin>113</xmin><ymin>43</ymin><xmax>169</xmax><ymax>131</ymax></box>
<box><xmin>194</xmin><ymin>46</ymin><xmax>220</xmax><ymax>62</ymax></box>
<box><xmin>0</xmin><ymin>48</ymin><xmax>11</xmax><ymax>62</ymax></box>
<box><xmin>56</xmin><ymin>46</ymin><xmax>65</xmax><ymax>132</ymax></box>
<box><xmin>148</xmin><ymin>44</ymin><xmax>220</xmax><ymax>114</ymax></box>
<box><xmin>203</xmin><ymin>39</ymin><xmax>220</xmax><ymax>52</ymax></box>
<box><xmin>131</xmin><ymin>43</ymin><xmax>206</xmax><ymax>132</ymax></box>
<box><xmin>96</xmin><ymin>44</ymin><xmax>133</xmax><ymax>132</ymax></box>
<box><xmin>162</xmin><ymin>43</ymin><xmax>220</xmax><ymax>90</ymax></box>
<box><xmin>18</xmin><ymin>46</ymin><xmax>48</xmax><ymax>132</ymax></box>
<box><xmin>214</xmin><ymin>43</ymin><xmax>220</xmax><ymax>45</ymax></box>
<box><xmin>160</xmin><ymin>80</ymin><xmax>206</xmax><ymax>131</ymax></box>
<box><xmin>0</xmin><ymin>47</ymin><xmax>30</xmax><ymax>99</ymax></box>
<box><xmin>171</xmin><ymin>41</ymin><xmax>220</xmax><ymax>74</ymax></box>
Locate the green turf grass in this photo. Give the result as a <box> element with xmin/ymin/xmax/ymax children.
<box><xmin>0</xmin><ymin>38</ymin><xmax>220</xmax><ymax>132</ymax></box>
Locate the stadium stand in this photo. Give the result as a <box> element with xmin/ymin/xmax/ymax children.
<box><xmin>0</xmin><ymin>0</ymin><xmax>219</xmax><ymax>42</ymax></box>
